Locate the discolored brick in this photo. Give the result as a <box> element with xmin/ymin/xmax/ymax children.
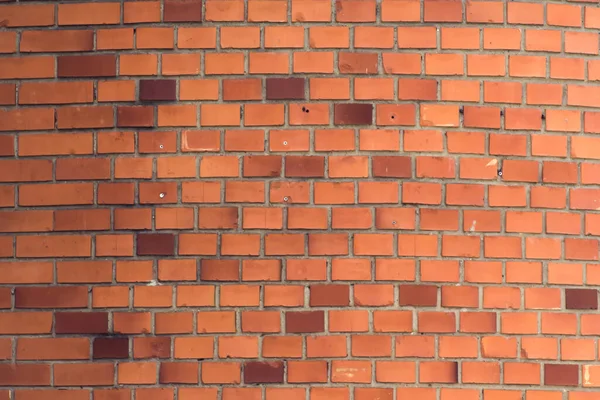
<box><xmin>139</xmin><ymin>80</ymin><xmax>177</xmax><ymax>102</ymax></box>
<box><xmin>286</xmin><ymin>311</ymin><xmax>325</xmax><ymax>333</ymax></box>
<box><xmin>334</xmin><ymin>104</ymin><xmax>373</xmax><ymax>125</ymax></box>
<box><xmin>244</xmin><ymin>361</ymin><xmax>284</xmax><ymax>384</ymax></box>
<box><xmin>117</xmin><ymin>106</ymin><xmax>154</xmax><ymax>128</ymax></box>
<box><xmin>55</xmin><ymin>312</ymin><xmax>109</xmax><ymax>334</ymax></box>
<box><xmin>544</xmin><ymin>364</ymin><xmax>579</xmax><ymax>386</ymax></box>
<box><xmin>372</xmin><ymin>156</ymin><xmax>412</xmax><ymax>178</ymax></box>
<box><xmin>164</xmin><ymin>0</ymin><xmax>203</xmax><ymax>22</ymax></box>
<box><xmin>57</xmin><ymin>55</ymin><xmax>117</xmax><ymax>77</ymax></box>
<box><xmin>310</xmin><ymin>285</ymin><xmax>350</xmax><ymax>307</ymax></box>
<box><xmin>137</xmin><ymin>234</ymin><xmax>176</xmax><ymax>256</ymax></box>
<box><xmin>285</xmin><ymin>156</ymin><xmax>325</xmax><ymax>178</ymax></box>
<box><xmin>399</xmin><ymin>285</ymin><xmax>438</xmax><ymax>307</ymax></box>
<box><xmin>565</xmin><ymin>288</ymin><xmax>598</xmax><ymax>310</ymax></box>
<box><xmin>93</xmin><ymin>337</ymin><xmax>129</xmax><ymax>359</ymax></box>
<box><xmin>266</xmin><ymin>78</ymin><xmax>306</xmax><ymax>100</ymax></box>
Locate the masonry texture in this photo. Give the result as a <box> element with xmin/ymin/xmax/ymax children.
<box><xmin>1</xmin><ymin>0</ymin><xmax>600</xmax><ymax>399</ymax></box>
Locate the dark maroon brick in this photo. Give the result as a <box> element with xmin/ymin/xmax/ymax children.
<box><xmin>58</xmin><ymin>55</ymin><xmax>117</xmax><ymax>78</ymax></box>
<box><xmin>399</xmin><ymin>285</ymin><xmax>438</xmax><ymax>307</ymax></box>
<box><xmin>286</xmin><ymin>311</ymin><xmax>325</xmax><ymax>333</ymax></box>
<box><xmin>244</xmin><ymin>361</ymin><xmax>284</xmax><ymax>384</ymax></box>
<box><xmin>544</xmin><ymin>364</ymin><xmax>579</xmax><ymax>386</ymax></box>
<box><xmin>139</xmin><ymin>80</ymin><xmax>177</xmax><ymax>102</ymax></box>
<box><xmin>55</xmin><ymin>312</ymin><xmax>109</xmax><ymax>334</ymax></box>
<box><xmin>310</xmin><ymin>285</ymin><xmax>350</xmax><ymax>307</ymax></box>
<box><xmin>266</xmin><ymin>78</ymin><xmax>305</xmax><ymax>100</ymax></box>
<box><xmin>285</xmin><ymin>156</ymin><xmax>325</xmax><ymax>178</ymax></box>
<box><xmin>117</xmin><ymin>106</ymin><xmax>154</xmax><ymax>128</ymax></box>
<box><xmin>137</xmin><ymin>233</ymin><xmax>175</xmax><ymax>256</ymax></box>
<box><xmin>334</xmin><ymin>104</ymin><xmax>373</xmax><ymax>125</ymax></box>
<box><xmin>372</xmin><ymin>156</ymin><xmax>412</xmax><ymax>178</ymax></box>
<box><xmin>163</xmin><ymin>0</ymin><xmax>202</xmax><ymax>22</ymax></box>
<box><xmin>93</xmin><ymin>337</ymin><xmax>129</xmax><ymax>359</ymax></box>
<box><xmin>565</xmin><ymin>288</ymin><xmax>598</xmax><ymax>310</ymax></box>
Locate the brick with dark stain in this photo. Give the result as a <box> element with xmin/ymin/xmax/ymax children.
<box><xmin>139</xmin><ymin>80</ymin><xmax>177</xmax><ymax>102</ymax></box>
<box><xmin>117</xmin><ymin>106</ymin><xmax>154</xmax><ymax>128</ymax></box>
<box><xmin>243</xmin><ymin>155</ymin><xmax>282</xmax><ymax>177</ymax></box>
<box><xmin>266</xmin><ymin>78</ymin><xmax>305</xmax><ymax>100</ymax></box>
<box><xmin>372</xmin><ymin>156</ymin><xmax>412</xmax><ymax>178</ymax></box>
<box><xmin>244</xmin><ymin>361</ymin><xmax>284</xmax><ymax>384</ymax></box>
<box><xmin>334</xmin><ymin>104</ymin><xmax>373</xmax><ymax>125</ymax></box>
<box><xmin>286</xmin><ymin>311</ymin><xmax>324</xmax><ymax>333</ymax></box>
<box><xmin>58</xmin><ymin>55</ymin><xmax>117</xmax><ymax>78</ymax></box>
<box><xmin>565</xmin><ymin>288</ymin><xmax>598</xmax><ymax>310</ymax></box>
<box><xmin>310</xmin><ymin>285</ymin><xmax>350</xmax><ymax>307</ymax></box>
<box><xmin>55</xmin><ymin>312</ymin><xmax>109</xmax><ymax>334</ymax></box>
<box><xmin>164</xmin><ymin>0</ymin><xmax>202</xmax><ymax>22</ymax></box>
<box><xmin>137</xmin><ymin>233</ymin><xmax>175</xmax><ymax>256</ymax></box>
<box><xmin>134</xmin><ymin>337</ymin><xmax>171</xmax><ymax>359</ymax></box>
<box><xmin>544</xmin><ymin>364</ymin><xmax>579</xmax><ymax>386</ymax></box>
<box><xmin>285</xmin><ymin>156</ymin><xmax>325</xmax><ymax>178</ymax></box>
<box><xmin>93</xmin><ymin>337</ymin><xmax>129</xmax><ymax>359</ymax></box>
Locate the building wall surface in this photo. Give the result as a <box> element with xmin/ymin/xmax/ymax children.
<box><xmin>1</xmin><ymin>0</ymin><xmax>600</xmax><ymax>398</ymax></box>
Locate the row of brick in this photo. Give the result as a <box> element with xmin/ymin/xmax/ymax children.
<box><xmin>1</xmin><ymin>359</ymin><xmax>599</xmax><ymax>386</ymax></box>
<box><xmin>3</xmin><ymin>334</ymin><xmax>600</xmax><ymax>361</ymax></box>
<box><xmin>2</xmin><ymin>233</ymin><xmax>600</xmax><ymax>258</ymax></box>
<box><xmin>1</xmin><ymin>259</ymin><xmax>595</xmax><ymax>285</ymax></box>
<box><xmin>3</xmin><ymin>130</ymin><xmax>600</xmax><ymax>155</ymax></box>
<box><xmin>3</xmin><ymin>207</ymin><xmax>600</xmax><ymax>234</ymax></box>
<box><xmin>1</xmin><ymin>284</ymin><xmax>597</xmax><ymax>309</ymax></box>
<box><xmin>3</xmin><ymin>310</ymin><xmax>600</xmax><ymax>335</ymax></box>
<box><xmin>6</xmin><ymin>54</ymin><xmax>600</xmax><ymax>78</ymax></box>
<box><xmin>3</xmin><ymin>1</ymin><xmax>600</xmax><ymax>26</ymax></box>
<box><xmin>2</xmin><ymin>27</ymin><xmax>600</xmax><ymax>53</ymax></box>
<box><xmin>3</xmin><ymin>156</ymin><xmax>600</xmax><ymax>181</ymax></box>
<box><xmin>1</xmin><ymin>79</ymin><xmax>599</xmax><ymax>106</ymax></box>
<box><xmin>3</xmin><ymin>181</ymin><xmax>600</xmax><ymax>208</ymax></box>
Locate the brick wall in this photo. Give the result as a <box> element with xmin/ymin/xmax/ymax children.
<box><xmin>1</xmin><ymin>0</ymin><xmax>600</xmax><ymax>398</ymax></box>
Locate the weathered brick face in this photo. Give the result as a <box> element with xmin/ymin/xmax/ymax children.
<box><xmin>1</xmin><ymin>0</ymin><xmax>600</xmax><ymax>398</ymax></box>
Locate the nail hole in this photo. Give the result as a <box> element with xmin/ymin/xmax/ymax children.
<box><xmin>159</xmin><ymin>193</ymin><xmax>166</xmax><ymax>198</ymax></box>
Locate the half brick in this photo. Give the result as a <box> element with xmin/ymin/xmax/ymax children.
<box><xmin>139</xmin><ymin>80</ymin><xmax>177</xmax><ymax>102</ymax></box>
<box><xmin>334</xmin><ymin>104</ymin><xmax>373</xmax><ymax>125</ymax></box>
<box><xmin>266</xmin><ymin>78</ymin><xmax>305</xmax><ymax>100</ymax></box>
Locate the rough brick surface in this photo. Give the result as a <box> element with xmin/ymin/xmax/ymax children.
<box><xmin>1</xmin><ymin>0</ymin><xmax>600</xmax><ymax>398</ymax></box>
